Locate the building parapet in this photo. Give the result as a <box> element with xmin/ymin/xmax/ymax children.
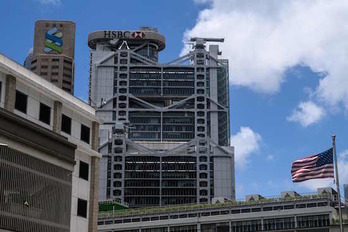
<box><xmin>99</xmin><ymin>192</ymin><xmax>332</xmax><ymax>221</ymax></box>
<box><xmin>0</xmin><ymin>52</ymin><xmax>99</xmax><ymax>122</ymax></box>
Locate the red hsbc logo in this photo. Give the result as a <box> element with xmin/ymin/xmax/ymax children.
<box><xmin>131</xmin><ymin>31</ymin><xmax>145</xmax><ymax>38</ymax></box>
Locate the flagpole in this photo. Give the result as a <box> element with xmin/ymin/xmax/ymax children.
<box><xmin>333</xmin><ymin>134</ymin><xmax>344</xmax><ymax>232</ymax></box>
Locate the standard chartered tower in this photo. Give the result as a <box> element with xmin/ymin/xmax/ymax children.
<box><xmin>88</xmin><ymin>27</ymin><xmax>234</xmax><ymax>208</ymax></box>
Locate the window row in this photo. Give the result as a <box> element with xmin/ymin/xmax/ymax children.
<box><xmin>15</xmin><ymin>90</ymin><xmax>91</xmax><ymax>144</ymax></box>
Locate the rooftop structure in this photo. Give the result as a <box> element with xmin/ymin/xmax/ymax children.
<box><xmin>98</xmin><ymin>188</ymin><xmax>346</xmax><ymax>232</ymax></box>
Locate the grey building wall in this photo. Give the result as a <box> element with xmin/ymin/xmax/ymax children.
<box><xmin>213</xmin><ymin>148</ymin><xmax>235</xmax><ymax>199</ymax></box>
<box><xmin>88</xmin><ymin>27</ymin><xmax>234</xmax><ymax>207</ymax></box>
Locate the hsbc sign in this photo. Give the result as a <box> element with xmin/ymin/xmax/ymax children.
<box><xmin>103</xmin><ymin>31</ymin><xmax>146</xmax><ymax>39</ymax></box>
<box><xmin>131</xmin><ymin>31</ymin><xmax>145</xmax><ymax>38</ymax></box>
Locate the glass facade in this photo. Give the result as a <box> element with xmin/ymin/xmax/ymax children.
<box><xmin>122</xmin><ymin>155</ymin><xmax>197</xmax><ymax>207</ymax></box>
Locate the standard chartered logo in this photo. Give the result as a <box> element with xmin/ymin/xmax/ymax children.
<box><xmin>44</xmin><ymin>27</ymin><xmax>63</xmax><ymax>53</ymax></box>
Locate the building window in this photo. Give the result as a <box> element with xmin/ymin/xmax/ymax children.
<box><xmin>63</xmin><ymin>59</ymin><xmax>72</xmax><ymax>65</ymax></box>
<box><xmin>15</xmin><ymin>90</ymin><xmax>28</xmax><ymax>113</ymax></box>
<box><xmin>63</xmin><ymin>80</ymin><xmax>71</xmax><ymax>85</ymax></box>
<box><xmin>61</xmin><ymin>114</ymin><xmax>72</xmax><ymax>134</ymax></box>
<box><xmin>77</xmin><ymin>198</ymin><xmax>87</xmax><ymax>218</ymax></box>
<box><xmin>79</xmin><ymin>161</ymin><xmax>89</xmax><ymax>181</ymax></box>
<box><xmin>80</xmin><ymin>124</ymin><xmax>90</xmax><ymax>144</ymax></box>
<box><xmin>39</xmin><ymin>103</ymin><xmax>51</xmax><ymax>125</ymax></box>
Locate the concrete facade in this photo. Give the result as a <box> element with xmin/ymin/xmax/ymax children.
<box><xmin>31</xmin><ymin>20</ymin><xmax>75</xmax><ymax>94</ymax></box>
<box><xmin>0</xmin><ymin>53</ymin><xmax>101</xmax><ymax>232</ymax></box>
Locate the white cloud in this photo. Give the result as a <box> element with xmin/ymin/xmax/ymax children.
<box><xmin>230</xmin><ymin>127</ymin><xmax>262</xmax><ymax>168</ymax></box>
<box><xmin>193</xmin><ymin>0</ymin><xmax>212</xmax><ymax>4</ymax></box>
<box><xmin>27</xmin><ymin>48</ymin><xmax>33</xmax><ymax>56</ymax></box>
<box><xmin>266</xmin><ymin>155</ymin><xmax>274</xmax><ymax>161</ymax></box>
<box><xmin>185</xmin><ymin>0</ymin><xmax>348</xmax><ymax>109</ymax></box>
<box><xmin>287</xmin><ymin>101</ymin><xmax>325</xmax><ymax>127</ymax></box>
<box><xmin>299</xmin><ymin>149</ymin><xmax>348</xmax><ymax>191</ymax></box>
<box><xmin>36</xmin><ymin>0</ymin><xmax>61</xmax><ymax>5</ymax></box>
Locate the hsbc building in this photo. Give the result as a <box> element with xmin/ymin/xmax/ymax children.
<box><xmin>88</xmin><ymin>27</ymin><xmax>234</xmax><ymax>208</ymax></box>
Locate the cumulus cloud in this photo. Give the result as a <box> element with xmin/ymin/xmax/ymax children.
<box><xmin>299</xmin><ymin>149</ymin><xmax>348</xmax><ymax>191</ymax></box>
<box><xmin>193</xmin><ymin>0</ymin><xmax>212</xmax><ymax>4</ymax></box>
<box><xmin>230</xmin><ymin>127</ymin><xmax>262</xmax><ymax>168</ymax></box>
<box><xmin>184</xmin><ymin>0</ymin><xmax>348</xmax><ymax>109</ymax></box>
<box><xmin>287</xmin><ymin>101</ymin><xmax>325</xmax><ymax>127</ymax></box>
<box><xmin>36</xmin><ymin>0</ymin><xmax>61</xmax><ymax>5</ymax></box>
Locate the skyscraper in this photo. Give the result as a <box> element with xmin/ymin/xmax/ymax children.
<box><xmin>23</xmin><ymin>48</ymin><xmax>33</xmax><ymax>69</ymax></box>
<box><xmin>31</xmin><ymin>20</ymin><xmax>75</xmax><ymax>94</ymax></box>
<box><xmin>88</xmin><ymin>27</ymin><xmax>234</xmax><ymax>207</ymax></box>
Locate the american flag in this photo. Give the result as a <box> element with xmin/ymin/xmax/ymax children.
<box><xmin>291</xmin><ymin>148</ymin><xmax>334</xmax><ymax>182</ymax></box>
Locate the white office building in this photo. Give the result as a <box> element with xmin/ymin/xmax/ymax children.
<box><xmin>0</xmin><ymin>53</ymin><xmax>101</xmax><ymax>232</ymax></box>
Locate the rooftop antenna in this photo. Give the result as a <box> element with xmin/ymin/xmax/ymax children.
<box><xmin>190</xmin><ymin>37</ymin><xmax>225</xmax><ymax>43</ymax></box>
<box><xmin>190</xmin><ymin>37</ymin><xmax>224</xmax><ymax>50</ymax></box>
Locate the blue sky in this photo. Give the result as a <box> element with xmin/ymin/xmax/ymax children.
<box><xmin>1</xmin><ymin>0</ymin><xmax>348</xmax><ymax>200</ymax></box>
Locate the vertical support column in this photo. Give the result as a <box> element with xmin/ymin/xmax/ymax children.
<box><xmin>88</xmin><ymin>156</ymin><xmax>100</xmax><ymax>232</ymax></box>
<box><xmin>197</xmin><ymin>222</ymin><xmax>201</xmax><ymax>232</ymax></box>
<box><xmin>193</xmin><ymin>39</ymin><xmax>210</xmax><ymax>204</ymax></box>
<box><xmin>208</xmin><ymin>45</ymin><xmax>219</xmax><ymax>144</ymax></box>
<box><xmin>229</xmin><ymin>220</ymin><xmax>232</xmax><ymax>232</ymax></box>
<box><xmin>294</xmin><ymin>215</ymin><xmax>298</xmax><ymax>230</ymax></box>
<box><xmin>88</xmin><ymin>51</ymin><xmax>93</xmax><ymax>105</ymax></box>
<box><xmin>4</xmin><ymin>74</ymin><xmax>16</xmax><ymax>112</ymax></box>
<box><xmin>121</xmin><ymin>133</ymin><xmax>127</xmax><ymax>205</ymax></box>
<box><xmin>89</xmin><ymin>121</ymin><xmax>100</xmax><ymax>232</ymax></box>
<box><xmin>195</xmin><ymin>140</ymin><xmax>200</xmax><ymax>204</ymax></box>
<box><xmin>159</xmin><ymin>156</ymin><xmax>162</xmax><ymax>206</ymax></box>
<box><xmin>160</xmin><ymin>111</ymin><xmax>163</xmax><ymax>142</ymax></box>
<box><xmin>53</xmin><ymin>101</ymin><xmax>62</xmax><ymax>133</ymax></box>
<box><xmin>161</xmin><ymin>67</ymin><xmax>163</xmax><ymax>96</ymax></box>
<box><xmin>261</xmin><ymin>218</ymin><xmax>264</xmax><ymax>231</ymax></box>
<box><xmin>91</xmin><ymin>121</ymin><xmax>99</xmax><ymax>151</ymax></box>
